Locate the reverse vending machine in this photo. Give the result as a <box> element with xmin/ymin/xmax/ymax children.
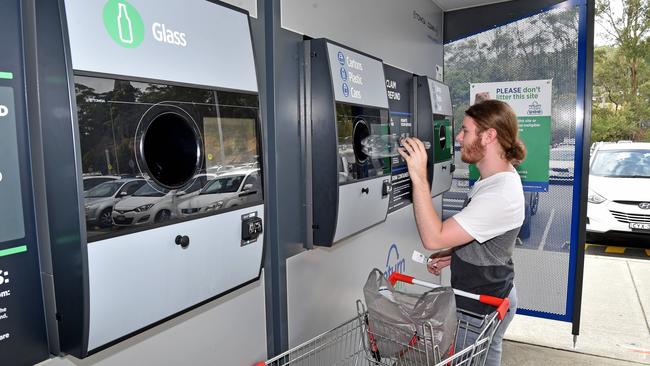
<box><xmin>305</xmin><ymin>39</ymin><xmax>391</xmax><ymax>246</ymax></box>
<box><xmin>0</xmin><ymin>2</ymin><xmax>50</xmax><ymax>364</ymax></box>
<box><xmin>34</xmin><ymin>0</ymin><xmax>264</xmax><ymax>357</ymax></box>
<box><xmin>416</xmin><ymin>76</ymin><xmax>454</xmax><ymax>197</ymax></box>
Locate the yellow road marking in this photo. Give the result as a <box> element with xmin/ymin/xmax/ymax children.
<box><xmin>585</xmin><ymin>243</ymin><xmax>603</xmax><ymax>250</ymax></box>
<box><xmin>605</xmin><ymin>246</ymin><xmax>626</xmax><ymax>254</ymax></box>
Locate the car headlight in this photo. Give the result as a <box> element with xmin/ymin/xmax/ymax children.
<box><xmin>206</xmin><ymin>201</ymin><xmax>224</xmax><ymax>211</ymax></box>
<box><xmin>587</xmin><ymin>189</ymin><xmax>606</xmax><ymax>204</ymax></box>
<box><xmin>134</xmin><ymin>203</ymin><xmax>154</xmax><ymax>213</ymax></box>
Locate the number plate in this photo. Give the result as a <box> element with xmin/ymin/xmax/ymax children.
<box><xmin>629</xmin><ymin>223</ymin><xmax>650</xmax><ymax>230</ymax></box>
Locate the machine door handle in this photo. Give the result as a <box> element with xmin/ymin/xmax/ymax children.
<box><xmin>361</xmin><ymin>187</ymin><xmax>370</xmax><ymax>195</ymax></box>
<box><xmin>175</xmin><ymin>235</ymin><xmax>190</xmax><ymax>249</ymax></box>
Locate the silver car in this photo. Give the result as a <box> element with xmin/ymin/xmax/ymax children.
<box><xmin>84</xmin><ymin>178</ymin><xmax>146</xmax><ymax>228</ymax></box>
<box><xmin>178</xmin><ymin>169</ymin><xmax>261</xmax><ymax>216</ymax></box>
<box><xmin>112</xmin><ymin>174</ymin><xmax>215</xmax><ymax>226</ymax></box>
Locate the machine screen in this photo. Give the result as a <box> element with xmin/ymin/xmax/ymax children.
<box><xmin>335</xmin><ymin>103</ymin><xmax>390</xmax><ymax>184</ymax></box>
<box><xmin>75</xmin><ymin>76</ymin><xmax>262</xmax><ymax>241</ymax></box>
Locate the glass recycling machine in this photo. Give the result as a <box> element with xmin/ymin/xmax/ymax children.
<box><xmin>305</xmin><ymin>39</ymin><xmax>391</xmax><ymax>246</ymax></box>
<box><xmin>33</xmin><ymin>0</ymin><xmax>264</xmax><ymax>357</ymax></box>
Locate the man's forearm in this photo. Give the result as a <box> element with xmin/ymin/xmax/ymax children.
<box><xmin>411</xmin><ymin>176</ymin><xmax>444</xmax><ymax>249</ymax></box>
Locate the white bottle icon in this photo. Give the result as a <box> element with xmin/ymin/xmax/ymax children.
<box><xmin>117</xmin><ymin>3</ymin><xmax>134</xmax><ymax>44</ymax></box>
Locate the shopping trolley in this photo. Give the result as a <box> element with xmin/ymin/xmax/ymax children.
<box><xmin>255</xmin><ymin>272</ymin><xmax>510</xmax><ymax>366</ymax></box>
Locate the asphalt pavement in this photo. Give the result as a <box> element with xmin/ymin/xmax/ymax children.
<box><xmin>502</xmin><ymin>253</ymin><xmax>650</xmax><ymax>365</ymax></box>
<box><xmin>513</xmin><ymin>184</ymin><xmax>573</xmax><ymax>253</ymax></box>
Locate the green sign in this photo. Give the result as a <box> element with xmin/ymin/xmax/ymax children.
<box><xmin>103</xmin><ymin>0</ymin><xmax>144</xmax><ymax>48</ymax></box>
<box><xmin>470</xmin><ymin>115</ymin><xmax>551</xmax><ymax>186</ymax></box>
<box><xmin>469</xmin><ymin>80</ymin><xmax>552</xmax><ymax>192</ymax></box>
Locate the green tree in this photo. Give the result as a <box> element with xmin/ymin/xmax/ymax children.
<box><xmin>594</xmin><ymin>0</ymin><xmax>650</xmax><ymax>141</ymax></box>
<box><xmin>596</xmin><ymin>0</ymin><xmax>650</xmax><ymax>97</ymax></box>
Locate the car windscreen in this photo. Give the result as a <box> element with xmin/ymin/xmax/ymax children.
<box><xmin>591</xmin><ymin>150</ymin><xmax>650</xmax><ymax>177</ymax></box>
<box><xmin>83</xmin><ymin>177</ymin><xmax>115</xmax><ymax>191</ymax></box>
<box><xmin>85</xmin><ymin>181</ymin><xmax>123</xmax><ymax>198</ymax></box>
<box><xmin>132</xmin><ymin>182</ymin><xmax>167</xmax><ymax>197</ymax></box>
<box><xmin>201</xmin><ymin>175</ymin><xmax>244</xmax><ymax>194</ymax></box>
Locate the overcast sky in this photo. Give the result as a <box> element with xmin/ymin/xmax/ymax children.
<box><xmin>594</xmin><ymin>0</ymin><xmax>624</xmax><ymax>46</ymax></box>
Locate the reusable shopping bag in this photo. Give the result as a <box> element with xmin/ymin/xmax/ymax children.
<box><xmin>362</xmin><ymin>268</ymin><xmax>457</xmax><ymax>363</ymax></box>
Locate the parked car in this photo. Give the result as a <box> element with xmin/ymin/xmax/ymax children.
<box><xmin>112</xmin><ymin>174</ymin><xmax>216</xmax><ymax>226</ymax></box>
<box><xmin>178</xmin><ymin>169</ymin><xmax>261</xmax><ymax>217</ymax></box>
<box><xmin>82</xmin><ymin>174</ymin><xmax>120</xmax><ymax>191</ymax></box>
<box><xmin>587</xmin><ymin>142</ymin><xmax>650</xmax><ymax>243</ymax></box>
<box><xmin>549</xmin><ymin>146</ymin><xmax>575</xmax><ymax>184</ymax></box>
<box><xmin>84</xmin><ymin>178</ymin><xmax>146</xmax><ymax>228</ymax></box>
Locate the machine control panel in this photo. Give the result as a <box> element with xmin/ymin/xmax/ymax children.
<box><xmin>242</xmin><ymin>214</ymin><xmax>263</xmax><ymax>245</ymax></box>
<box><xmin>382</xmin><ymin>179</ymin><xmax>392</xmax><ymax>198</ymax></box>
<box><xmin>384</xmin><ymin>65</ymin><xmax>415</xmax><ymax>213</ymax></box>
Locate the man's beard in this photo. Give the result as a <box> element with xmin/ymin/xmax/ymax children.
<box><xmin>461</xmin><ymin>137</ymin><xmax>485</xmax><ymax>164</ymax></box>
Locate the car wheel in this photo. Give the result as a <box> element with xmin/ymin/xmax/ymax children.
<box><xmin>155</xmin><ymin>210</ymin><xmax>171</xmax><ymax>223</ymax></box>
<box><xmin>98</xmin><ymin>208</ymin><xmax>113</xmax><ymax>228</ymax></box>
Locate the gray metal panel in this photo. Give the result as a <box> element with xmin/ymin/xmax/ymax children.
<box><xmin>281</xmin><ymin>0</ymin><xmax>444</xmax><ymax>79</ymax></box>
<box><xmin>221</xmin><ymin>0</ymin><xmax>257</xmax><ymax>18</ymax></box>
<box><xmin>87</xmin><ymin>204</ymin><xmax>264</xmax><ymax>350</ymax></box>
<box><xmin>333</xmin><ymin>178</ymin><xmax>389</xmax><ymax>242</ymax></box>
<box><xmin>63</xmin><ymin>0</ymin><xmax>258</xmax><ymax>92</ymax></box>
<box><xmin>0</xmin><ymin>87</ymin><xmax>25</xmax><ymax>242</ymax></box>
<box><xmin>433</xmin><ymin>0</ymin><xmax>511</xmax><ymax>12</ymax></box>
<box><xmin>428</xmin><ymin>78</ymin><xmax>453</xmax><ymax>116</ymax></box>
<box><xmin>41</xmin><ymin>273</ymin><xmax>268</xmax><ymax>366</ymax></box>
<box><xmin>287</xmin><ymin>207</ymin><xmax>442</xmax><ymax>347</ymax></box>
<box><xmin>431</xmin><ymin>161</ymin><xmax>453</xmax><ymax>198</ymax></box>
<box><xmin>326</xmin><ymin>43</ymin><xmax>389</xmax><ymax>109</ymax></box>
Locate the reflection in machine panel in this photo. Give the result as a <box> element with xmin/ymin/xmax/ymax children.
<box><xmin>336</xmin><ymin>104</ymin><xmax>390</xmax><ymax>183</ymax></box>
<box><xmin>76</xmin><ymin>76</ymin><xmax>262</xmax><ymax>241</ymax></box>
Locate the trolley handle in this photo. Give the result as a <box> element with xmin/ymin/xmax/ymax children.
<box><xmin>388</xmin><ymin>272</ymin><xmax>510</xmax><ymax>320</ymax></box>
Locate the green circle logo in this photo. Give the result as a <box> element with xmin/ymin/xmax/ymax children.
<box><xmin>103</xmin><ymin>0</ymin><xmax>144</xmax><ymax>48</ymax></box>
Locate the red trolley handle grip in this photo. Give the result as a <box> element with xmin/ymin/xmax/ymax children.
<box><xmin>480</xmin><ymin>295</ymin><xmax>510</xmax><ymax>320</ymax></box>
<box><xmin>388</xmin><ymin>272</ymin><xmax>413</xmax><ymax>286</ymax></box>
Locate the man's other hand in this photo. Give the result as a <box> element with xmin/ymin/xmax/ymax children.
<box><xmin>427</xmin><ymin>254</ymin><xmax>451</xmax><ymax>276</ymax></box>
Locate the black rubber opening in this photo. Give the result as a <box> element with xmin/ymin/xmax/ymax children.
<box><xmin>438</xmin><ymin>124</ymin><xmax>447</xmax><ymax>150</ymax></box>
<box><xmin>142</xmin><ymin>112</ymin><xmax>200</xmax><ymax>189</ymax></box>
<box><xmin>352</xmin><ymin>119</ymin><xmax>370</xmax><ymax>163</ymax></box>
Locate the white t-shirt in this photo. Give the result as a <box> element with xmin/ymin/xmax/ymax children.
<box><xmin>452</xmin><ymin>170</ymin><xmax>525</xmax><ymax>243</ymax></box>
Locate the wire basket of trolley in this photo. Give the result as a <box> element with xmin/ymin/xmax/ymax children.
<box><xmin>255</xmin><ymin>269</ymin><xmax>510</xmax><ymax>366</ymax></box>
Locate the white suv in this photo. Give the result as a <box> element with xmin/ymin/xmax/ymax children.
<box><xmin>587</xmin><ymin>142</ymin><xmax>650</xmax><ymax>242</ymax></box>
